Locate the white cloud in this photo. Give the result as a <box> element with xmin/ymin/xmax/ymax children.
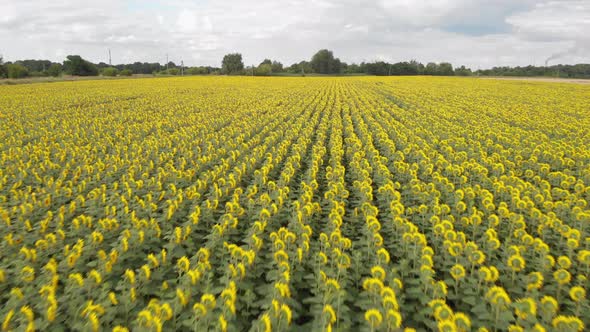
<box><xmin>0</xmin><ymin>0</ymin><xmax>588</xmax><ymax>68</ymax></box>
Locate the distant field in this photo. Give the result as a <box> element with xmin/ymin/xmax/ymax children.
<box><xmin>1</xmin><ymin>76</ymin><xmax>589</xmax><ymax>331</ymax></box>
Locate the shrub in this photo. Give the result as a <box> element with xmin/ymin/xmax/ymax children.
<box><xmin>255</xmin><ymin>64</ymin><xmax>272</xmax><ymax>76</ymax></box>
<box><xmin>47</xmin><ymin>64</ymin><xmax>62</xmax><ymax>77</ymax></box>
<box><xmin>7</xmin><ymin>64</ymin><xmax>29</xmax><ymax>78</ymax></box>
<box><xmin>102</xmin><ymin>67</ymin><xmax>119</xmax><ymax>77</ymax></box>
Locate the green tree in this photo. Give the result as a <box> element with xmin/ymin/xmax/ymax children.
<box><xmin>102</xmin><ymin>67</ymin><xmax>119</xmax><ymax>77</ymax></box>
<box><xmin>365</xmin><ymin>61</ymin><xmax>389</xmax><ymax>76</ymax></box>
<box><xmin>7</xmin><ymin>63</ymin><xmax>29</xmax><ymax>78</ymax></box>
<box><xmin>410</xmin><ymin>60</ymin><xmax>425</xmax><ymax>74</ymax></box>
<box><xmin>255</xmin><ymin>64</ymin><xmax>272</xmax><ymax>76</ymax></box>
<box><xmin>344</xmin><ymin>63</ymin><xmax>362</xmax><ymax>74</ymax></box>
<box><xmin>287</xmin><ymin>61</ymin><xmax>312</xmax><ymax>75</ymax></box>
<box><xmin>258</xmin><ymin>59</ymin><xmax>283</xmax><ymax>73</ymax></box>
<box><xmin>166</xmin><ymin>68</ymin><xmax>179</xmax><ymax>75</ymax></box>
<box><xmin>424</xmin><ymin>62</ymin><xmax>438</xmax><ymax>75</ymax></box>
<box><xmin>221</xmin><ymin>53</ymin><xmax>244</xmax><ymax>74</ymax></box>
<box><xmin>63</xmin><ymin>55</ymin><xmax>98</xmax><ymax>76</ymax></box>
<box><xmin>47</xmin><ymin>64</ymin><xmax>62</xmax><ymax>77</ymax></box>
<box><xmin>187</xmin><ymin>67</ymin><xmax>209</xmax><ymax>75</ymax></box>
<box><xmin>271</xmin><ymin>61</ymin><xmax>283</xmax><ymax>73</ymax></box>
<box><xmin>454</xmin><ymin>65</ymin><xmax>472</xmax><ymax>76</ymax></box>
<box><xmin>120</xmin><ymin>69</ymin><xmax>133</xmax><ymax>76</ymax></box>
<box><xmin>0</xmin><ymin>56</ymin><xmax>5</xmax><ymax>78</ymax></box>
<box><xmin>437</xmin><ymin>62</ymin><xmax>454</xmax><ymax>76</ymax></box>
<box><xmin>310</xmin><ymin>49</ymin><xmax>342</xmax><ymax>74</ymax></box>
<box><xmin>15</xmin><ymin>60</ymin><xmax>52</xmax><ymax>73</ymax></box>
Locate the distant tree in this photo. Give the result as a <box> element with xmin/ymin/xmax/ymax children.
<box><xmin>286</xmin><ymin>61</ymin><xmax>313</xmax><ymax>75</ymax></box>
<box><xmin>186</xmin><ymin>67</ymin><xmax>209</xmax><ymax>75</ymax></box>
<box><xmin>365</xmin><ymin>61</ymin><xmax>389</xmax><ymax>76</ymax></box>
<box><xmin>332</xmin><ymin>58</ymin><xmax>342</xmax><ymax>74</ymax></box>
<box><xmin>385</xmin><ymin>61</ymin><xmax>420</xmax><ymax>75</ymax></box>
<box><xmin>471</xmin><ymin>64</ymin><xmax>590</xmax><ymax>78</ymax></box>
<box><xmin>344</xmin><ymin>63</ymin><xmax>363</xmax><ymax>74</ymax></box>
<box><xmin>119</xmin><ymin>69</ymin><xmax>133</xmax><ymax>76</ymax></box>
<box><xmin>115</xmin><ymin>62</ymin><xmax>162</xmax><ymax>74</ymax></box>
<box><xmin>410</xmin><ymin>60</ymin><xmax>425</xmax><ymax>75</ymax></box>
<box><xmin>437</xmin><ymin>62</ymin><xmax>454</xmax><ymax>76</ymax></box>
<box><xmin>0</xmin><ymin>56</ymin><xmax>5</xmax><ymax>78</ymax></box>
<box><xmin>310</xmin><ymin>49</ymin><xmax>342</xmax><ymax>74</ymax></box>
<box><xmin>257</xmin><ymin>59</ymin><xmax>283</xmax><ymax>73</ymax></box>
<box><xmin>7</xmin><ymin>63</ymin><xmax>29</xmax><ymax>78</ymax></box>
<box><xmin>255</xmin><ymin>64</ymin><xmax>272</xmax><ymax>76</ymax></box>
<box><xmin>454</xmin><ymin>65</ymin><xmax>472</xmax><ymax>76</ymax></box>
<box><xmin>47</xmin><ymin>64</ymin><xmax>62</xmax><ymax>77</ymax></box>
<box><xmin>162</xmin><ymin>68</ymin><xmax>179</xmax><ymax>75</ymax></box>
<box><xmin>102</xmin><ymin>67</ymin><xmax>119</xmax><ymax>76</ymax></box>
<box><xmin>97</xmin><ymin>62</ymin><xmax>110</xmax><ymax>70</ymax></box>
<box><xmin>424</xmin><ymin>62</ymin><xmax>438</xmax><ymax>75</ymax></box>
<box><xmin>271</xmin><ymin>61</ymin><xmax>283</xmax><ymax>73</ymax></box>
<box><xmin>221</xmin><ymin>53</ymin><xmax>244</xmax><ymax>75</ymax></box>
<box><xmin>15</xmin><ymin>60</ymin><xmax>53</xmax><ymax>73</ymax></box>
<box><xmin>63</xmin><ymin>55</ymin><xmax>98</xmax><ymax>76</ymax></box>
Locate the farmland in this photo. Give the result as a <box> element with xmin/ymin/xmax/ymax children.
<box><xmin>1</xmin><ymin>76</ymin><xmax>589</xmax><ymax>331</ymax></box>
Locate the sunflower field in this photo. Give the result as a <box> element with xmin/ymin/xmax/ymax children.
<box><xmin>1</xmin><ymin>76</ymin><xmax>589</xmax><ymax>331</ymax></box>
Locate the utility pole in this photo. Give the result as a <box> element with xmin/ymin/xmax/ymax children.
<box><xmin>166</xmin><ymin>54</ymin><xmax>169</xmax><ymax>71</ymax></box>
<box><xmin>181</xmin><ymin>60</ymin><xmax>184</xmax><ymax>76</ymax></box>
<box><xmin>108</xmin><ymin>49</ymin><xmax>112</xmax><ymax>66</ymax></box>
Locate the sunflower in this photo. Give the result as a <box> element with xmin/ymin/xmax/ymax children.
<box><xmin>450</xmin><ymin>264</ymin><xmax>466</xmax><ymax>281</ymax></box>
<box><xmin>569</xmin><ymin>286</ymin><xmax>586</xmax><ymax>302</ymax></box>
<box><xmin>554</xmin><ymin>269</ymin><xmax>571</xmax><ymax>285</ymax></box>
<box><xmin>365</xmin><ymin>309</ymin><xmax>383</xmax><ymax>328</ymax></box>
<box><xmin>507</xmin><ymin>254</ymin><xmax>525</xmax><ymax>272</ymax></box>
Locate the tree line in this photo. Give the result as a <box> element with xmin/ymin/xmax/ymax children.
<box><xmin>2</xmin><ymin>50</ymin><xmax>590</xmax><ymax>79</ymax></box>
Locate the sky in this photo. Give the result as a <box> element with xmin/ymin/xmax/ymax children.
<box><xmin>0</xmin><ymin>0</ymin><xmax>588</xmax><ymax>69</ymax></box>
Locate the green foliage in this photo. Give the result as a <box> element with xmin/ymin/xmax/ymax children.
<box><xmin>287</xmin><ymin>61</ymin><xmax>313</xmax><ymax>75</ymax></box>
<box><xmin>424</xmin><ymin>62</ymin><xmax>438</xmax><ymax>76</ymax></box>
<box><xmin>476</xmin><ymin>64</ymin><xmax>590</xmax><ymax>78</ymax></box>
<box><xmin>7</xmin><ymin>63</ymin><xmax>29</xmax><ymax>78</ymax></box>
<box><xmin>0</xmin><ymin>56</ymin><xmax>5</xmax><ymax>78</ymax></box>
<box><xmin>119</xmin><ymin>69</ymin><xmax>133</xmax><ymax>76</ymax></box>
<box><xmin>259</xmin><ymin>59</ymin><xmax>272</xmax><ymax>66</ymax></box>
<box><xmin>15</xmin><ymin>59</ymin><xmax>53</xmax><ymax>73</ymax></box>
<box><xmin>455</xmin><ymin>65</ymin><xmax>472</xmax><ymax>76</ymax></box>
<box><xmin>186</xmin><ymin>67</ymin><xmax>209</xmax><ymax>75</ymax></box>
<box><xmin>364</xmin><ymin>61</ymin><xmax>390</xmax><ymax>76</ymax></box>
<box><xmin>423</xmin><ymin>62</ymin><xmax>454</xmax><ymax>76</ymax></box>
<box><xmin>271</xmin><ymin>61</ymin><xmax>283</xmax><ymax>73</ymax></box>
<box><xmin>344</xmin><ymin>63</ymin><xmax>363</xmax><ymax>74</ymax></box>
<box><xmin>437</xmin><ymin>62</ymin><xmax>454</xmax><ymax>76</ymax></box>
<box><xmin>310</xmin><ymin>49</ymin><xmax>342</xmax><ymax>74</ymax></box>
<box><xmin>255</xmin><ymin>64</ymin><xmax>272</xmax><ymax>76</ymax></box>
<box><xmin>167</xmin><ymin>68</ymin><xmax>180</xmax><ymax>75</ymax></box>
<box><xmin>63</xmin><ymin>55</ymin><xmax>99</xmax><ymax>76</ymax></box>
<box><xmin>47</xmin><ymin>64</ymin><xmax>62</xmax><ymax>77</ymax></box>
<box><xmin>258</xmin><ymin>59</ymin><xmax>283</xmax><ymax>74</ymax></box>
<box><xmin>222</xmin><ymin>53</ymin><xmax>244</xmax><ymax>75</ymax></box>
<box><xmin>102</xmin><ymin>67</ymin><xmax>119</xmax><ymax>77</ymax></box>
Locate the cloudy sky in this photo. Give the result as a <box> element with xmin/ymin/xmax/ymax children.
<box><xmin>0</xmin><ymin>0</ymin><xmax>588</xmax><ymax>68</ymax></box>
